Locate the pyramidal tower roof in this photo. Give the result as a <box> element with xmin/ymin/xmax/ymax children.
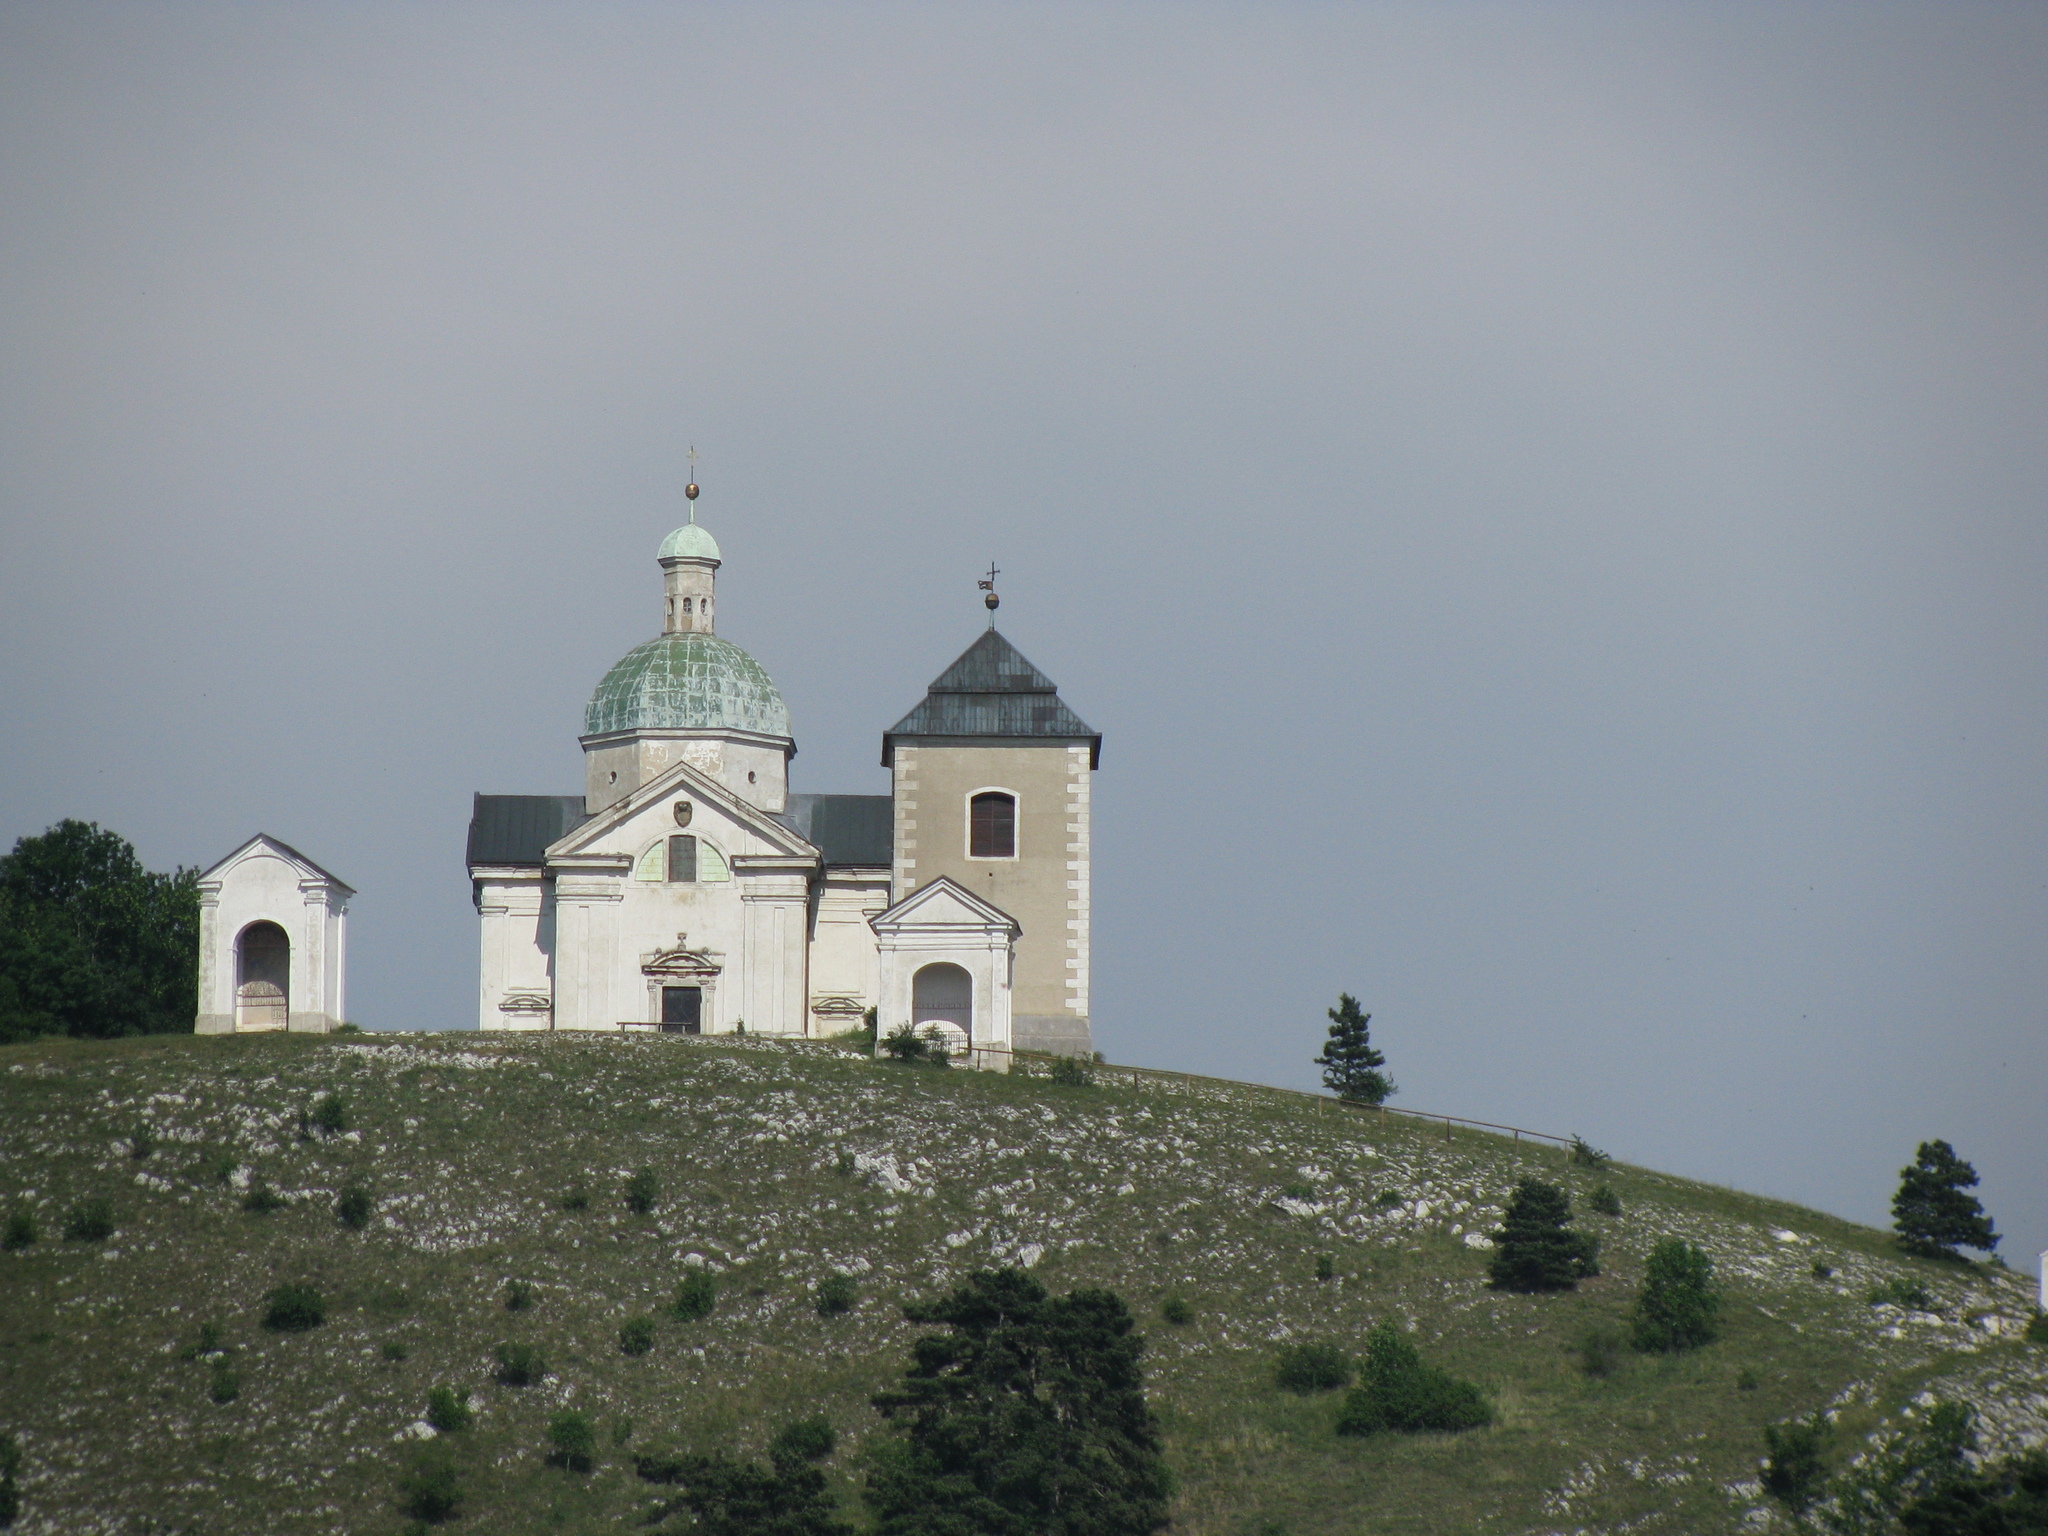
<box><xmin>882</xmin><ymin>629</ymin><xmax>1099</xmax><ymax>767</ymax></box>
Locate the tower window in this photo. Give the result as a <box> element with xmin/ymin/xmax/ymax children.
<box><xmin>668</xmin><ymin>834</ymin><xmax>698</xmax><ymax>882</ymax></box>
<box><xmin>683</xmin><ymin>597</ymin><xmax>692</xmax><ymax>613</ymax></box>
<box><xmin>969</xmin><ymin>792</ymin><xmax>1016</xmax><ymax>858</ymax></box>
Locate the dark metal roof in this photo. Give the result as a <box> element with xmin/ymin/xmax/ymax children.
<box><xmin>777</xmin><ymin>794</ymin><xmax>893</xmax><ymax>868</ymax></box>
<box><xmin>882</xmin><ymin>630</ymin><xmax>1100</xmax><ymax>767</ymax></box>
<box><xmin>466</xmin><ymin>794</ymin><xmax>589</xmax><ymax>868</ymax></box>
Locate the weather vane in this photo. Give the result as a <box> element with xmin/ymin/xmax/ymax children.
<box><xmin>978</xmin><ymin>562</ymin><xmax>1000</xmax><ymax>625</ymax></box>
<box><xmin>685</xmin><ymin>445</ymin><xmax>699</xmax><ymax>521</ymax></box>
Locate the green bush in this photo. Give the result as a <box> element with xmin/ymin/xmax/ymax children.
<box><xmin>495</xmin><ymin>1343</ymin><xmax>546</xmax><ymax>1386</ymax></box>
<box><xmin>1280</xmin><ymin>1182</ymin><xmax>1316</xmax><ymax>1201</ymax></box>
<box><xmin>1576</xmin><ymin>1325</ymin><xmax>1625</xmax><ymax>1379</ymax></box>
<box><xmin>815</xmin><ymin>1272</ymin><xmax>858</xmax><ymax>1316</ymax></box>
<box><xmin>308</xmin><ymin>1093</ymin><xmax>348</xmax><ymax>1136</ymax></box>
<box><xmin>336</xmin><ymin>1184</ymin><xmax>374</xmax><ymax>1230</ymax></box>
<box><xmin>1335</xmin><ymin>1320</ymin><xmax>1492</xmax><ymax>1435</ymax></box>
<box><xmin>624</xmin><ymin>1167</ymin><xmax>660</xmax><ymax>1215</ymax></box>
<box><xmin>63</xmin><ymin>1197</ymin><xmax>115</xmax><ymax>1241</ymax></box>
<box><xmin>1160</xmin><ymin>1296</ymin><xmax>1194</xmax><ymax>1327</ymax></box>
<box><xmin>1812</xmin><ymin>1260</ymin><xmax>1835</xmax><ymax>1279</ymax></box>
<box><xmin>548</xmin><ymin>1410</ymin><xmax>596</xmax><ymax>1472</ymax></box>
<box><xmin>1569</xmin><ymin>1136</ymin><xmax>1610</xmax><ymax>1170</ymax></box>
<box><xmin>1047</xmin><ymin>1055</ymin><xmax>1093</xmax><ymax>1088</ymax></box>
<box><xmin>3</xmin><ymin>1209</ymin><xmax>36</xmax><ymax>1250</ymax></box>
<box><xmin>504</xmin><ymin>1279</ymin><xmax>534</xmax><ymax>1312</ymax></box>
<box><xmin>772</xmin><ymin>1417</ymin><xmax>837</xmax><ymax>1464</ymax></box>
<box><xmin>561</xmin><ymin>1184</ymin><xmax>590</xmax><ymax>1211</ymax></box>
<box><xmin>208</xmin><ymin>1359</ymin><xmax>239</xmax><ymax>1404</ymax></box>
<box><xmin>1868</xmin><ymin>1276</ymin><xmax>1935</xmax><ymax>1311</ymax></box>
<box><xmin>0</xmin><ymin>1429</ymin><xmax>19</xmax><ymax>1526</ymax></box>
<box><xmin>1373</xmin><ymin>1189</ymin><xmax>1403</xmax><ymax>1209</ymax></box>
<box><xmin>383</xmin><ymin>1341</ymin><xmax>409</xmax><ymax>1361</ymax></box>
<box><xmin>180</xmin><ymin>1322</ymin><xmax>224</xmax><ymax>1360</ymax></box>
<box><xmin>1275</xmin><ymin>1343</ymin><xmax>1351</xmax><ymax>1394</ymax></box>
<box><xmin>673</xmin><ymin>1270</ymin><xmax>717</xmax><ymax>1322</ymax></box>
<box><xmin>240</xmin><ymin>1181</ymin><xmax>285</xmax><ymax>1214</ymax></box>
<box><xmin>1488</xmin><ymin>1179</ymin><xmax>1599</xmax><ymax>1292</ymax></box>
<box><xmin>2026</xmin><ymin>1313</ymin><xmax>2048</xmax><ymax>1346</ymax></box>
<box><xmin>263</xmin><ymin>1283</ymin><xmax>325</xmax><ymax>1332</ymax></box>
<box><xmin>881</xmin><ymin>1024</ymin><xmax>929</xmax><ymax>1062</ymax></box>
<box><xmin>127</xmin><ymin>1123</ymin><xmax>155</xmax><ymax>1160</ymax></box>
<box><xmin>1737</xmin><ymin>1367</ymin><xmax>1760</xmax><ymax>1391</ymax></box>
<box><xmin>426</xmin><ymin>1386</ymin><xmax>472</xmax><ymax>1432</ymax></box>
<box><xmin>619</xmin><ymin>1315</ymin><xmax>657</xmax><ymax>1356</ymax></box>
<box><xmin>834</xmin><ymin>1150</ymin><xmax>857</xmax><ymax>1177</ymax></box>
<box><xmin>1632</xmin><ymin>1239</ymin><xmax>1719</xmax><ymax>1353</ymax></box>
<box><xmin>398</xmin><ymin>1442</ymin><xmax>463</xmax><ymax>1523</ymax></box>
<box><xmin>1760</xmin><ymin>1414</ymin><xmax>1830</xmax><ymax>1517</ymax></box>
<box><xmin>1313</xmin><ymin>1253</ymin><xmax>1335</xmax><ymax>1281</ymax></box>
<box><xmin>1588</xmin><ymin>1184</ymin><xmax>1622</xmax><ymax>1216</ymax></box>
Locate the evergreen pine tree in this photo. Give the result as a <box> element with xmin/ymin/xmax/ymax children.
<box><xmin>1314</xmin><ymin>994</ymin><xmax>1395</xmax><ymax>1105</ymax></box>
<box><xmin>1891</xmin><ymin>1139</ymin><xmax>1999</xmax><ymax>1260</ymax></box>
<box><xmin>865</xmin><ymin>1268</ymin><xmax>1172</xmax><ymax>1536</ymax></box>
<box><xmin>1487</xmin><ymin>1178</ymin><xmax>1600</xmax><ymax>1292</ymax></box>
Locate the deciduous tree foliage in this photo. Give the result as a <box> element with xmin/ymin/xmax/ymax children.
<box><xmin>1487</xmin><ymin>1178</ymin><xmax>1600</xmax><ymax>1293</ymax></box>
<box><xmin>0</xmin><ymin>820</ymin><xmax>198</xmax><ymax>1042</ymax></box>
<box><xmin>1891</xmin><ymin>1140</ymin><xmax>1999</xmax><ymax>1260</ymax></box>
<box><xmin>1631</xmin><ymin>1238</ymin><xmax>1719</xmax><ymax>1354</ymax></box>
<box><xmin>1314</xmin><ymin>993</ymin><xmax>1394</xmax><ymax>1105</ymax></box>
<box><xmin>865</xmin><ymin>1267</ymin><xmax>1172</xmax><ymax>1536</ymax></box>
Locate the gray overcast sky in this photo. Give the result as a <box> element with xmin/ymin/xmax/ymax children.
<box><xmin>2</xmin><ymin>3</ymin><xmax>2043</xmax><ymax>1269</ymax></box>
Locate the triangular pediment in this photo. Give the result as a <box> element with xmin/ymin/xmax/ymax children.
<box><xmin>870</xmin><ymin>876</ymin><xmax>1020</xmax><ymax>935</ymax></box>
<box><xmin>545</xmin><ymin>758</ymin><xmax>818</xmax><ymax>863</ymax></box>
<box><xmin>198</xmin><ymin>834</ymin><xmax>354</xmax><ymax>895</ymax></box>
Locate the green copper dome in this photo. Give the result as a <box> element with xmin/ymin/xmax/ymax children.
<box><xmin>583</xmin><ymin>633</ymin><xmax>790</xmax><ymax>738</ymax></box>
<box><xmin>658</xmin><ymin>522</ymin><xmax>721</xmax><ymax>561</ymax></box>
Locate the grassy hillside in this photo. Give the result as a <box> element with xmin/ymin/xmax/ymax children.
<box><xmin>0</xmin><ymin>1030</ymin><xmax>2040</xmax><ymax>1535</ymax></box>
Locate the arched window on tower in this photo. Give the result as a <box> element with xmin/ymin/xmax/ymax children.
<box><xmin>969</xmin><ymin>792</ymin><xmax>1016</xmax><ymax>858</ymax></box>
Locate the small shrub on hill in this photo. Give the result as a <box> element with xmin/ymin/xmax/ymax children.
<box><xmin>773</xmin><ymin>1417</ymin><xmax>837</xmax><ymax>1464</ymax></box>
<box><xmin>1373</xmin><ymin>1189</ymin><xmax>1403</xmax><ymax>1209</ymax></box>
<box><xmin>1280</xmin><ymin>1182</ymin><xmax>1316</xmax><ymax>1201</ymax></box>
<box><xmin>1736</xmin><ymin>1367</ymin><xmax>1760</xmax><ymax>1391</ymax></box>
<box><xmin>398</xmin><ymin>1442</ymin><xmax>463</xmax><ymax>1524</ymax></box>
<box><xmin>673</xmin><ymin>1270</ymin><xmax>717</xmax><ymax>1322</ymax></box>
<box><xmin>208</xmin><ymin>1359</ymin><xmax>239</xmax><ymax>1404</ymax></box>
<box><xmin>1760</xmin><ymin>1414</ymin><xmax>1830</xmax><ymax>1517</ymax></box>
<box><xmin>1588</xmin><ymin>1184</ymin><xmax>1622</xmax><ymax>1216</ymax></box>
<box><xmin>0</xmin><ymin>1429</ymin><xmax>20</xmax><ymax>1526</ymax></box>
<box><xmin>263</xmin><ymin>1283</ymin><xmax>325</xmax><ymax>1332</ymax></box>
<box><xmin>63</xmin><ymin>1198</ymin><xmax>115</xmax><ymax>1241</ymax></box>
<box><xmin>624</xmin><ymin>1167</ymin><xmax>660</xmax><ymax>1214</ymax></box>
<box><xmin>1828</xmin><ymin>1398</ymin><xmax>1978</xmax><ymax>1533</ymax></box>
<box><xmin>308</xmin><ymin>1093</ymin><xmax>348</xmax><ymax>1137</ymax></box>
<box><xmin>1335</xmin><ymin>1320</ymin><xmax>1492</xmax><ymax>1435</ymax></box>
<box><xmin>180</xmin><ymin>1322</ymin><xmax>224</xmax><ymax>1360</ymax></box>
<box><xmin>336</xmin><ymin>1184</ymin><xmax>374</xmax><ymax>1230</ymax></box>
<box><xmin>561</xmin><ymin>1184</ymin><xmax>590</xmax><ymax>1211</ymax></box>
<box><xmin>1632</xmin><ymin>1239</ymin><xmax>1718</xmax><ymax>1353</ymax></box>
<box><xmin>637</xmin><ymin>1445</ymin><xmax>850</xmax><ymax>1536</ymax></box>
<box><xmin>1570</xmin><ymin>1136</ymin><xmax>1610</xmax><ymax>1170</ymax></box>
<box><xmin>1275</xmin><ymin>1343</ymin><xmax>1351</xmax><ymax>1395</ymax></box>
<box><xmin>1891</xmin><ymin>1139</ymin><xmax>1998</xmax><ymax>1260</ymax></box>
<box><xmin>383</xmin><ymin>1341</ymin><xmax>409</xmax><ymax>1361</ymax></box>
<box><xmin>548</xmin><ymin>1410</ymin><xmax>596</xmax><ymax>1472</ymax></box>
<box><xmin>2026</xmin><ymin>1313</ymin><xmax>2048</xmax><ymax>1346</ymax></box>
<box><xmin>241</xmin><ymin>1181</ymin><xmax>285</xmax><ymax>1214</ymax></box>
<box><xmin>1314</xmin><ymin>1252</ymin><xmax>1335</xmax><ymax>1281</ymax></box>
<box><xmin>881</xmin><ymin>1024</ymin><xmax>929</xmax><ymax>1062</ymax></box>
<box><xmin>127</xmin><ymin>1123</ymin><xmax>155</xmax><ymax>1160</ymax></box>
<box><xmin>1868</xmin><ymin>1276</ymin><xmax>1935</xmax><ymax>1311</ymax></box>
<box><xmin>1576</xmin><ymin>1325</ymin><xmax>1625</xmax><ymax>1379</ymax></box>
<box><xmin>1812</xmin><ymin>1260</ymin><xmax>1835</xmax><ymax>1279</ymax></box>
<box><xmin>425</xmin><ymin>1386</ymin><xmax>472</xmax><ymax>1432</ymax></box>
<box><xmin>815</xmin><ymin>1272</ymin><xmax>858</xmax><ymax>1316</ymax></box>
<box><xmin>834</xmin><ymin>1149</ymin><xmax>857</xmax><ymax>1177</ymax></box>
<box><xmin>1488</xmin><ymin>1179</ymin><xmax>1599</xmax><ymax>1292</ymax></box>
<box><xmin>1047</xmin><ymin>1055</ymin><xmax>1093</xmax><ymax>1088</ymax></box>
<box><xmin>3</xmin><ymin>1209</ymin><xmax>36</xmax><ymax>1250</ymax></box>
<box><xmin>619</xmin><ymin>1315</ymin><xmax>656</xmax><ymax>1356</ymax></box>
<box><xmin>494</xmin><ymin>1343</ymin><xmax>546</xmax><ymax>1386</ymax></box>
<box><xmin>1160</xmin><ymin>1296</ymin><xmax>1194</xmax><ymax>1326</ymax></box>
<box><xmin>504</xmin><ymin>1279</ymin><xmax>534</xmax><ymax>1312</ymax></box>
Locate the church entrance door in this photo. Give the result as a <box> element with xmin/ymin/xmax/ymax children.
<box><xmin>235</xmin><ymin>921</ymin><xmax>290</xmax><ymax>1031</ymax></box>
<box><xmin>661</xmin><ymin>986</ymin><xmax>703</xmax><ymax>1034</ymax></box>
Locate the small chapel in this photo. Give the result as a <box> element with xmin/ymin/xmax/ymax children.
<box><xmin>463</xmin><ymin>487</ymin><xmax>1100</xmax><ymax>1062</ymax></box>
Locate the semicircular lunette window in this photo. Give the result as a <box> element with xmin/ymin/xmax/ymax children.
<box><xmin>969</xmin><ymin>792</ymin><xmax>1016</xmax><ymax>858</ymax></box>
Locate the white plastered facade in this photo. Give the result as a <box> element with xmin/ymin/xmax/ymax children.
<box><xmin>194</xmin><ymin>835</ymin><xmax>353</xmax><ymax>1034</ymax></box>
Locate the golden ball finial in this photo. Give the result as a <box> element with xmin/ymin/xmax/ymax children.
<box><xmin>685</xmin><ymin>482</ymin><xmax>699</xmax><ymax>500</ymax></box>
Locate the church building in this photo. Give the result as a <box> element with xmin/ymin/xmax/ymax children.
<box><xmin>465</xmin><ymin>490</ymin><xmax>1099</xmax><ymax>1061</ymax></box>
